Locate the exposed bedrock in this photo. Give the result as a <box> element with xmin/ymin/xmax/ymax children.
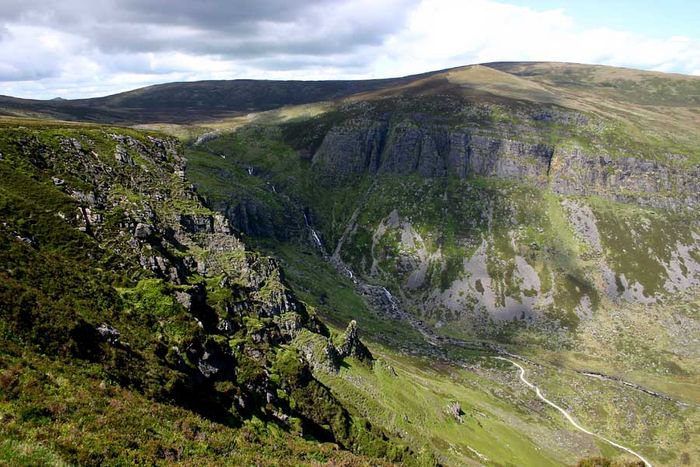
<box><xmin>313</xmin><ymin>120</ymin><xmax>553</xmax><ymax>184</ymax></box>
<box><xmin>549</xmin><ymin>147</ymin><xmax>700</xmax><ymax>209</ymax></box>
<box><xmin>312</xmin><ymin>119</ymin><xmax>699</xmax><ymax>208</ymax></box>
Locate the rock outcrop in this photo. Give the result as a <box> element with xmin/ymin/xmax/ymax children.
<box><xmin>313</xmin><ymin>119</ymin><xmax>554</xmax><ymax>186</ymax></box>
<box><xmin>312</xmin><ymin>117</ymin><xmax>699</xmax><ymax>209</ymax></box>
<box><xmin>336</xmin><ymin>320</ymin><xmax>373</xmax><ymax>363</ymax></box>
<box><xmin>549</xmin><ymin>147</ymin><xmax>700</xmax><ymax>210</ymax></box>
<box><xmin>0</xmin><ymin>123</ymin><xmax>388</xmax><ymax>457</ymax></box>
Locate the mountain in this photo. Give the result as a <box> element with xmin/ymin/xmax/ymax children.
<box><xmin>187</xmin><ymin>62</ymin><xmax>700</xmax><ymax>336</ymax></box>
<box><xmin>1</xmin><ymin>62</ymin><xmax>699</xmax><ymax>466</ymax></box>
<box><xmin>0</xmin><ymin>73</ymin><xmax>437</xmax><ymax>124</ymax></box>
<box><xmin>184</xmin><ymin>62</ymin><xmax>700</xmax><ymax>465</ymax></box>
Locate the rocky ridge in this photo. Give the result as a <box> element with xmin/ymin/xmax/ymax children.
<box><xmin>0</xmin><ymin>122</ymin><xmax>417</xmax><ymax>463</ymax></box>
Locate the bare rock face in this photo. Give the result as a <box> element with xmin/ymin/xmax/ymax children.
<box><xmin>179</xmin><ymin>214</ymin><xmax>214</xmax><ymax>233</ymax></box>
<box><xmin>297</xmin><ymin>333</ymin><xmax>342</xmax><ymax>373</ymax></box>
<box><xmin>312</xmin><ymin>117</ymin><xmax>699</xmax><ymax>209</ymax></box>
<box><xmin>561</xmin><ymin>199</ymin><xmax>602</xmax><ymax>254</ymax></box>
<box><xmin>96</xmin><ymin>323</ymin><xmax>120</xmax><ymax>345</ymax></box>
<box><xmin>134</xmin><ymin>222</ymin><xmax>153</xmax><ymax>239</ymax></box>
<box><xmin>312</xmin><ymin>119</ymin><xmax>555</xmax><ymax>185</ymax></box>
<box><xmin>379</xmin><ymin>122</ymin><xmax>445</xmax><ymax>176</ymax></box>
<box><xmin>114</xmin><ymin>144</ymin><xmax>134</xmax><ymax>165</ymax></box>
<box><xmin>445</xmin><ymin>401</ymin><xmax>464</xmax><ymax>423</ymax></box>
<box><xmin>549</xmin><ymin>147</ymin><xmax>700</xmax><ymax>210</ymax></box>
<box><xmin>226</xmin><ymin>198</ymin><xmax>278</xmax><ymax>238</ymax></box>
<box><xmin>311</xmin><ymin>120</ymin><xmax>388</xmax><ymax>178</ymax></box>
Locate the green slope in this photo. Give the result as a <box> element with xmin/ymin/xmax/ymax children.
<box><xmin>185</xmin><ymin>122</ymin><xmax>699</xmax><ymax>466</ymax></box>
<box><xmin>0</xmin><ymin>118</ymin><xmax>424</xmax><ymax>466</ymax></box>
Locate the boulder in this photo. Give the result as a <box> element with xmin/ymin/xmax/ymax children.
<box><xmin>134</xmin><ymin>222</ymin><xmax>153</xmax><ymax>239</ymax></box>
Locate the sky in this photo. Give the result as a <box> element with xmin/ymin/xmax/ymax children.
<box><xmin>1</xmin><ymin>0</ymin><xmax>699</xmax><ymax>99</ymax></box>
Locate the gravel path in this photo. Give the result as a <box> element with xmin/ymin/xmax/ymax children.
<box><xmin>495</xmin><ymin>356</ymin><xmax>653</xmax><ymax>467</ymax></box>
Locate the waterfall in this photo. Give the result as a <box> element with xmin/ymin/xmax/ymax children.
<box><xmin>299</xmin><ymin>207</ymin><xmax>441</xmax><ymax>348</ymax></box>
<box><xmin>333</xmin><ymin>259</ymin><xmax>356</xmax><ymax>283</ymax></box>
<box><xmin>381</xmin><ymin>286</ymin><xmax>393</xmax><ymax>301</ymax></box>
<box><xmin>380</xmin><ymin>286</ymin><xmax>400</xmax><ymax>312</ymax></box>
<box><xmin>310</xmin><ymin>229</ymin><xmax>323</xmax><ymax>249</ymax></box>
<box><xmin>302</xmin><ymin>211</ymin><xmax>324</xmax><ymax>251</ymax></box>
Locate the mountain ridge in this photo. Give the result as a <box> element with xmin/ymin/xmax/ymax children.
<box><xmin>1</xmin><ymin>60</ymin><xmax>699</xmax><ymax>466</ymax></box>
<box><xmin>2</xmin><ymin>61</ymin><xmax>700</xmax><ymax>123</ymax></box>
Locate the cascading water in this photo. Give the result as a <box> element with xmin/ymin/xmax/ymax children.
<box><xmin>380</xmin><ymin>286</ymin><xmax>400</xmax><ymax>313</ymax></box>
<box><xmin>310</xmin><ymin>229</ymin><xmax>323</xmax><ymax>249</ymax></box>
<box><xmin>302</xmin><ymin>211</ymin><xmax>324</xmax><ymax>252</ymax></box>
<box><xmin>333</xmin><ymin>259</ymin><xmax>356</xmax><ymax>283</ymax></box>
<box><xmin>301</xmin><ymin>207</ymin><xmax>440</xmax><ymax>348</ymax></box>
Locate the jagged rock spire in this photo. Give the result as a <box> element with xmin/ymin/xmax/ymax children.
<box><xmin>336</xmin><ymin>320</ymin><xmax>373</xmax><ymax>364</ymax></box>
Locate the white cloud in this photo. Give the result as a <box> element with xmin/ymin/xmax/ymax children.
<box><xmin>370</xmin><ymin>0</ymin><xmax>700</xmax><ymax>78</ymax></box>
<box><xmin>0</xmin><ymin>25</ymin><xmax>86</xmax><ymax>82</ymax></box>
<box><xmin>0</xmin><ymin>0</ymin><xmax>698</xmax><ymax>99</ymax></box>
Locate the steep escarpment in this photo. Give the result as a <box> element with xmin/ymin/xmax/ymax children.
<box><xmin>313</xmin><ymin>118</ymin><xmax>555</xmax><ymax>183</ymax></box>
<box><xmin>0</xmin><ymin>120</ymin><xmax>418</xmax><ymax>465</ymax></box>
<box><xmin>549</xmin><ymin>148</ymin><xmax>700</xmax><ymax>210</ymax></box>
<box><xmin>280</xmin><ymin>96</ymin><xmax>697</xmax><ymax>334</ymax></box>
<box><xmin>309</xmin><ymin>105</ymin><xmax>699</xmax><ymax>210</ymax></box>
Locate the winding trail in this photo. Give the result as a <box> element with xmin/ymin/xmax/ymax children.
<box><xmin>495</xmin><ymin>357</ymin><xmax>652</xmax><ymax>467</ymax></box>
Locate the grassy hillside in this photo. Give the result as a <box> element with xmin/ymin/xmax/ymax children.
<box><xmin>0</xmin><ymin>118</ymin><xmax>426</xmax><ymax>465</ymax></box>
<box><xmin>185</xmin><ymin>122</ymin><xmax>699</xmax><ymax>466</ymax></box>
<box><xmin>3</xmin><ymin>62</ymin><xmax>700</xmax><ymax>466</ymax></box>
<box><xmin>265</xmin><ymin>236</ymin><xmax>700</xmax><ymax>466</ymax></box>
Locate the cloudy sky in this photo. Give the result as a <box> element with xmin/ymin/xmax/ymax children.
<box><xmin>1</xmin><ymin>0</ymin><xmax>699</xmax><ymax>99</ymax></box>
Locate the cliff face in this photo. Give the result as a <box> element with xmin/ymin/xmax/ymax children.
<box><xmin>549</xmin><ymin>148</ymin><xmax>700</xmax><ymax>210</ymax></box>
<box><xmin>312</xmin><ymin>117</ymin><xmax>699</xmax><ymax>210</ymax></box>
<box><xmin>297</xmin><ymin>107</ymin><xmax>700</xmax><ymax>335</ymax></box>
<box><xmin>313</xmin><ymin>119</ymin><xmax>554</xmax><ymax>184</ymax></box>
<box><xmin>185</xmin><ymin>89</ymin><xmax>700</xmax><ymax>342</ymax></box>
<box><xmin>185</xmin><ymin>111</ymin><xmax>700</xmax><ymax>341</ymax></box>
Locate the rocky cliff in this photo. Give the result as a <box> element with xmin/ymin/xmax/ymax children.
<box><xmin>549</xmin><ymin>147</ymin><xmax>700</xmax><ymax>210</ymax></box>
<box><xmin>187</xmin><ymin>95</ymin><xmax>700</xmax><ymax>342</ymax></box>
<box><xmin>180</xmin><ymin>64</ymin><xmax>700</xmax><ymax>347</ymax></box>
<box><xmin>0</xmin><ymin>121</ymin><xmax>417</xmax><ymax>464</ymax></box>
<box><xmin>311</xmin><ymin>113</ymin><xmax>699</xmax><ymax>210</ymax></box>
<box><xmin>313</xmin><ymin>118</ymin><xmax>554</xmax><ymax>183</ymax></box>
